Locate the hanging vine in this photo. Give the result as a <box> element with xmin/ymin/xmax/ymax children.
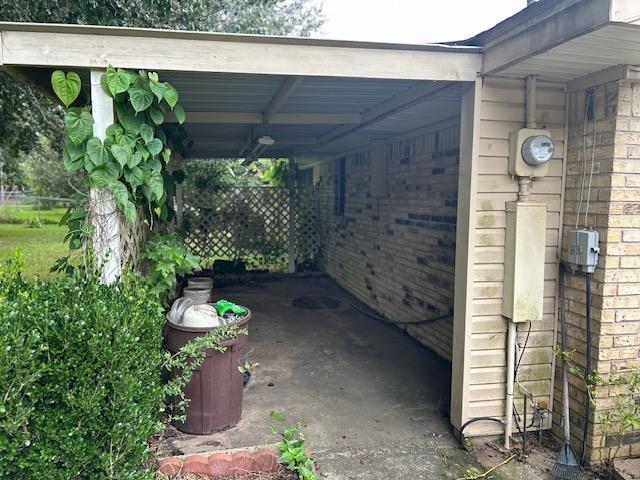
<box><xmin>51</xmin><ymin>66</ymin><xmax>186</xmax><ymax>253</ymax></box>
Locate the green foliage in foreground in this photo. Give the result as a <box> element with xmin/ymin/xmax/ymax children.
<box><xmin>0</xmin><ymin>258</ymin><xmax>165</xmax><ymax>479</ymax></box>
<box><xmin>0</xmin><ymin>254</ymin><xmax>244</xmax><ymax>479</ymax></box>
<box><xmin>270</xmin><ymin>411</ymin><xmax>318</xmax><ymax>480</ymax></box>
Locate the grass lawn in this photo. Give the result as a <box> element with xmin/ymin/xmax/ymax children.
<box><xmin>0</xmin><ymin>205</ymin><xmax>69</xmax><ymax>279</ymax></box>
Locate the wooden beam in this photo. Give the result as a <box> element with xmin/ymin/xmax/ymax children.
<box><xmin>0</xmin><ymin>27</ymin><xmax>481</xmax><ymax>81</ymax></box>
<box><xmin>187</xmin><ymin>137</ymin><xmax>317</xmax><ymax>150</ymax></box>
<box><xmin>185</xmin><ymin>149</ymin><xmax>294</xmax><ymax>159</ymax></box>
<box><xmin>313</xmin><ymin>81</ymin><xmax>459</xmax><ymax>149</ymax></box>
<box><xmin>166</xmin><ymin>111</ymin><xmax>361</xmax><ymax>125</ymax></box>
<box><xmin>481</xmin><ymin>0</ymin><xmax>629</xmax><ymax>75</ymax></box>
<box><xmin>263</xmin><ymin>76</ymin><xmax>302</xmax><ymax>124</ymax></box>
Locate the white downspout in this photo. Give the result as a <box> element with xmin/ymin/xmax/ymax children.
<box><xmin>505</xmin><ymin>322</ymin><xmax>517</xmax><ymax>449</ymax></box>
<box><xmin>505</xmin><ymin>74</ymin><xmax>538</xmax><ymax>449</ymax></box>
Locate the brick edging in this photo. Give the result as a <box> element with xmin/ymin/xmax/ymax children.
<box><xmin>158</xmin><ymin>444</ymin><xmax>280</xmax><ymax>478</ymax></box>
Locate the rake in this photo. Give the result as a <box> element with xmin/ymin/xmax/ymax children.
<box><xmin>552</xmin><ymin>267</ymin><xmax>584</xmax><ymax>480</ymax></box>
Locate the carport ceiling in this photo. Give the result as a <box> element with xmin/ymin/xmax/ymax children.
<box><xmin>0</xmin><ymin>22</ymin><xmax>478</xmax><ymax>161</ymax></box>
<box><xmin>161</xmin><ymin>73</ymin><xmax>464</xmax><ymax>159</ymax></box>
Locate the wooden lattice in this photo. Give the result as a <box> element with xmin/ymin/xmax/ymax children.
<box><xmin>184</xmin><ymin>187</ymin><xmax>289</xmax><ymax>270</ymax></box>
<box><xmin>183</xmin><ymin>186</ymin><xmax>320</xmax><ymax>271</ymax></box>
<box><xmin>119</xmin><ymin>208</ymin><xmax>151</xmax><ymax>271</ymax></box>
<box><xmin>295</xmin><ymin>186</ymin><xmax>321</xmax><ymax>265</ymax></box>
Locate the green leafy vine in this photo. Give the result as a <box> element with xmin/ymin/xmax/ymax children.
<box><xmin>51</xmin><ymin>65</ymin><xmax>186</xmax><ymax>253</ymax></box>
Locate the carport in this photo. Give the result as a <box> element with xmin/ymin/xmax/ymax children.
<box><xmin>4</xmin><ymin>0</ymin><xmax>640</xmax><ymax>465</ymax></box>
<box><xmin>0</xmin><ymin>18</ymin><xmax>481</xmax><ymax>438</ymax></box>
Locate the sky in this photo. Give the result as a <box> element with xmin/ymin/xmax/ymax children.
<box><xmin>318</xmin><ymin>0</ymin><xmax>528</xmax><ymax>44</ymax></box>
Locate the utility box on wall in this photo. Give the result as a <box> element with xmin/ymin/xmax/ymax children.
<box><xmin>502</xmin><ymin>202</ymin><xmax>547</xmax><ymax>323</ymax></box>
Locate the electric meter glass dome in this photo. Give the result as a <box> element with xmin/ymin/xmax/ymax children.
<box><xmin>521</xmin><ymin>135</ymin><xmax>554</xmax><ymax>166</ymax></box>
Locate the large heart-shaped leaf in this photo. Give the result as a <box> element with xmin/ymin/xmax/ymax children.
<box><xmin>109</xmin><ymin>180</ymin><xmax>129</xmax><ymax>205</ymax></box>
<box><xmin>51</xmin><ymin>70</ymin><xmax>81</xmax><ymax>107</ymax></box>
<box><xmin>173</xmin><ymin>104</ymin><xmax>186</xmax><ymax>124</ymax></box>
<box><xmin>149</xmin><ymin>81</ymin><xmax>166</xmax><ymax>102</ymax></box>
<box><xmin>64</xmin><ymin>138</ymin><xmax>85</xmax><ymax>162</ymax></box>
<box><xmin>163</xmin><ymin>83</ymin><xmax>179</xmax><ymax>108</ymax></box>
<box><xmin>148</xmin><ymin>170</ymin><xmax>164</xmax><ymax>201</ymax></box>
<box><xmin>105</xmin><ymin>66</ymin><xmax>131</xmax><ymax>96</ymax></box>
<box><xmin>146</xmin><ymin>138</ymin><xmax>163</xmax><ymax>156</ymax></box>
<box><xmin>63</xmin><ymin>153</ymin><xmax>83</xmax><ymax>172</ymax></box>
<box><xmin>147</xmin><ymin>158</ymin><xmax>162</xmax><ymax>172</ymax></box>
<box><xmin>124</xmin><ymin>166</ymin><xmax>144</xmax><ymax>190</ymax></box>
<box><xmin>115</xmin><ymin>102</ymin><xmax>143</xmax><ymax>134</ymax></box>
<box><xmin>128</xmin><ymin>151</ymin><xmax>143</xmax><ymax>169</ymax></box>
<box><xmin>106</xmin><ymin>123</ymin><xmax>124</xmax><ymax>139</ymax></box>
<box><xmin>109</xmin><ymin>181</ymin><xmax>137</xmax><ymax>223</ymax></box>
<box><xmin>129</xmin><ymin>88</ymin><xmax>153</xmax><ymax>113</ymax></box>
<box><xmin>148</xmin><ymin>105</ymin><xmax>164</xmax><ymax>125</ymax></box>
<box><xmin>122</xmin><ymin>200</ymin><xmax>137</xmax><ymax>223</ymax></box>
<box><xmin>86</xmin><ymin>137</ymin><xmax>109</xmax><ymax>166</ymax></box>
<box><xmin>89</xmin><ymin>163</ymin><xmax>120</xmax><ymax>187</ymax></box>
<box><xmin>110</xmin><ymin>144</ymin><xmax>133</xmax><ymax>168</ymax></box>
<box><xmin>64</xmin><ymin>109</ymin><xmax>94</xmax><ymax>145</ymax></box>
<box><xmin>139</xmin><ymin>124</ymin><xmax>154</xmax><ymax>144</ymax></box>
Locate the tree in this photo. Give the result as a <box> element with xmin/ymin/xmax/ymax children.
<box><xmin>19</xmin><ymin>135</ymin><xmax>84</xmax><ymax>199</ymax></box>
<box><xmin>0</xmin><ymin>0</ymin><xmax>324</xmax><ymax>187</ymax></box>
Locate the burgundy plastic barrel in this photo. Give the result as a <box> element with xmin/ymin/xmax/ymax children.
<box><xmin>165</xmin><ymin>310</ymin><xmax>251</xmax><ymax>434</ymax></box>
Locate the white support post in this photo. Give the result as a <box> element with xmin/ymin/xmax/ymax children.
<box><xmin>287</xmin><ymin>159</ymin><xmax>297</xmax><ymax>274</ymax></box>
<box><xmin>89</xmin><ymin>69</ymin><xmax>122</xmax><ymax>284</ymax></box>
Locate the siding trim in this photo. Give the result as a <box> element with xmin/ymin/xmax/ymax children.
<box><xmin>451</xmin><ymin>78</ymin><xmax>483</xmax><ymax>430</ymax></box>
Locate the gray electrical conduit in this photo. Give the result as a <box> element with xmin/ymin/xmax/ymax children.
<box><xmin>329</xmin><ymin>281</ymin><xmax>453</xmax><ymax>325</ymax></box>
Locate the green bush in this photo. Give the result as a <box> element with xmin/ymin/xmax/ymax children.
<box><xmin>0</xmin><ymin>256</ymin><xmax>166</xmax><ymax>479</ymax></box>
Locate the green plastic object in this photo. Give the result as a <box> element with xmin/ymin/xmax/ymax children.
<box><xmin>215</xmin><ymin>300</ymin><xmax>246</xmax><ymax>316</ymax></box>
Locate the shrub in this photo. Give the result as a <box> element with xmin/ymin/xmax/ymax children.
<box><xmin>0</xmin><ymin>257</ymin><xmax>166</xmax><ymax>479</ymax></box>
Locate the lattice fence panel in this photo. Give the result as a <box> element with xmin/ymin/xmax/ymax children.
<box><xmin>295</xmin><ymin>186</ymin><xmax>321</xmax><ymax>265</ymax></box>
<box><xmin>183</xmin><ymin>185</ymin><xmax>321</xmax><ymax>272</ymax></box>
<box><xmin>183</xmin><ymin>187</ymin><xmax>290</xmax><ymax>270</ymax></box>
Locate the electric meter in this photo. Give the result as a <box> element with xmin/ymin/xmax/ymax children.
<box><xmin>508</xmin><ymin>128</ymin><xmax>553</xmax><ymax>178</ymax></box>
<box><xmin>522</xmin><ymin>135</ymin><xmax>554</xmax><ymax>166</ymax></box>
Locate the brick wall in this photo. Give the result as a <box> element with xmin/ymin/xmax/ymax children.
<box><xmin>559</xmin><ymin>79</ymin><xmax>640</xmax><ymax>462</ymax></box>
<box><xmin>311</xmin><ymin>119</ymin><xmax>460</xmax><ymax>361</ymax></box>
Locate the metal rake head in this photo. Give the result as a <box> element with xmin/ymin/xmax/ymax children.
<box><xmin>551</xmin><ymin>441</ymin><xmax>584</xmax><ymax>480</ymax></box>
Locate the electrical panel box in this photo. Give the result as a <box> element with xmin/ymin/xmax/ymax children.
<box><xmin>503</xmin><ymin>202</ymin><xmax>547</xmax><ymax>323</ymax></box>
<box><xmin>509</xmin><ymin>128</ymin><xmax>554</xmax><ymax>178</ymax></box>
<box><xmin>567</xmin><ymin>229</ymin><xmax>600</xmax><ymax>273</ymax></box>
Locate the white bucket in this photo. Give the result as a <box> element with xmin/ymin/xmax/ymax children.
<box><xmin>183</xmin><ymin>285</ymin><xmax>212</xmax><ymax>305</ymax></box>
<box><xmin>181</xmin><ymin>304</ymin><xmax>221</xmax><ymax>328</ymax></box>
<box><xmin>188</xmin><ymin>276</ymin><xmax>214</xmax><ymax>290</ymax></box>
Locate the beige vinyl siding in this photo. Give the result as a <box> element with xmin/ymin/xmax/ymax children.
<box><xmin>464</xmin><ymin>77</ymin><xmax>566</xmax><ymax>436</ymax></box>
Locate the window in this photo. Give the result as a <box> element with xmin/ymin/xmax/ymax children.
<box><xmin>335</xmin><ymin>157</ymin><xmax>346</xmax><ymax>216</ymax></box>
<box><xmin>586</xmin><ymin>86</ymin><xmax>596</xmax><ymax>121</ymax></box>
<box><xmin>298</xmin><ymin>167</ymin><xmax>314</xmax><ymax>187</ymax></box>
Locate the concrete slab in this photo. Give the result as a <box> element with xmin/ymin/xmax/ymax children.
<box><xmin>162</xmin><ymin>276</ymin><xmax>482</xmax><ymax>478</ymax></box>
<box><xmin>614</xmin><ymin>458</ymin><xmax>640</xmax><ymax>480</ymax></box>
